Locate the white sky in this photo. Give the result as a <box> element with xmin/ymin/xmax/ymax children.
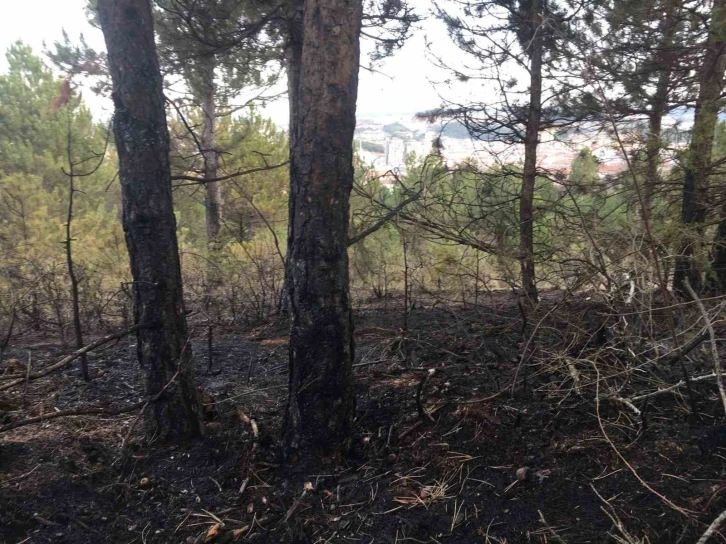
<box><xmin>0</xmin><ymin>0</ymin><xmax>477</xmax><ymax>126</ymax></box>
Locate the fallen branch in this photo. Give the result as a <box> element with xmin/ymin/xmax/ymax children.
<box><xmin>399</xmin><ymin>402</ymin><xmax>449</xmax><ymax>440</ymax></box>
<box><xmin>697</xmin><ymin>508</ymin><xmax>726</xmax><ymax>544</ymax></box>
<box><xmin>656</xmin><ymin>329</ymin><xmax>709</xmax><ymax>367</ymax></box>
<box><xmin>591</xmin><ymin>484</ymin><xmax>646</xmax><ymax>544</ymax></box>
<box><xmin>592</xmin><ymin>361</ymin><xmax>694</xmax><ymax>517</ymax></box>
<box><xmin>0</xmin><ymin>325</ymin><xmax>139</xmax><ymax>392</ymax></box>
<box><xmin>0</xmin><ymin>368</ymin><xmax>177</xmax><ymax>434</ymax></box>
<box><xmin>0</xmin><ymin>399</ymin><xmax>146</xmax><ymax>433</ymax></box>
<box><xmin>685</xmin><ymin>280</ymin><xmax>726</xmax><ymax>416</ymax></box>
<box><xmin>628</xmin><ymin>372</ymin><xmax>719</xmax><ymax>404</ymax></box>
<box><xmin>283</xmin><ymin>483</ymin><xmax>313</xmax><ymax>523</ymax></box>
<box><xmin>117</xmin><ymin>370</ymin><xmax>179</xmax><ymax>454</ymax></box>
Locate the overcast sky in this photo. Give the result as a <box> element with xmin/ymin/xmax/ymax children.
<box><xmin>0</xmin><ymin>0</ymin><xmax>476</xmax><ymax>126</ymax></box>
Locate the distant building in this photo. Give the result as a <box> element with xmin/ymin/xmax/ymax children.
<box><xmin>385</xmin><ymin>137</ymin><xmax>408</xmax><ymax>172</ymax></box>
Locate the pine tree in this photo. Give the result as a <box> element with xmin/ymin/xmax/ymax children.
<box><xmin>97</xmin><ymin>0</ymin><xmax>204</xmax><ymax>439</ymax></box>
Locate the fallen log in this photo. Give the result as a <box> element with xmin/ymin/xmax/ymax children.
<box><xmin>0</xmin><ymin>325</ymin><xmax>139</xmax><ymax>392</ymax></box>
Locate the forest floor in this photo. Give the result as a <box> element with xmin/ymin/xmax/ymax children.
<box><xmin>1</xmin><ymin>292</ymin><xmax>726</xmax><ymax>543</ymax></box>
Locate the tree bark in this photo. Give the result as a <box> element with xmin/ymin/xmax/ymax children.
<box><xmin>283</xmin><ymin>0</ymin><xmax>361</xmax><ymax>453</ymax></box>
<box><xmin>200</xmin><ymin>57</ymin><xmax>222</xmax><ymax>245</ymax></box>
<box><xmin>64</xmin><ymin>116</ymin><xmax>89</xmax><ymax>382</ymax></box>
<box><xmin>673</xmin><ymin>0</ymin><xmax>726</xmax><ymax>294</ymax></box>
<box><xmin>520</xmin><ymin>0</ymin><xmax>543</xmax><ymax>304</ymax></box>
<box><xmin>709</xmin><ymin>0</ymin><xmax>726</xmax><ymax>292</ymax></box>
<box><xmin>643</xmin><ymin>78</ymin><xmax>667</xmax><ymax>224</ymax></box>
<box><xmin>711</xmin><ymin>213</ymin><xmax>726</xmax><ymax>292</ymax></box>
<box><xmin>286</xmin><ymin>0</ymin><xmax>304</xmax><ymax>143</ymax></box>
<box><xmin>97</xmin><ymin>0</ymin><xmax>203</xmax><ymax>439</ymax></box>
<box><xmin>642</xmin><ymin>0</ymin><xmax>679</xmax><ymax>224</ymax></box>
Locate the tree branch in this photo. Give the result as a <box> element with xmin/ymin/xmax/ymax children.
<box><xmin>171</xmin><ymin>162</ymin><xmax>289</xmax><ymax>186</ymax></box>
<box><xmin>0</xmin><ymin>325</ymin><xmax>140</xmax><ymax>392</ymax></box>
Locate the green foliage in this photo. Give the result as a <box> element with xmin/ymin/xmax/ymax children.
<box><xmin>154</xmin><ymin>0</ymin><xmax>281</xmax><ymax>100</ymax></box>
<box><xmin>569</xmin><ymin>148</ymin><xmax>600</xmax><ymax>192</ymax></box>
<box><xmin>360</xmin><ymin>140</ymin><xmax>385</xmax><ymax>153</ymax></box>
<box><xmin>0</xmin><ymin>44</ymin><xmax>126</xmax><ymax>337</ymax></box>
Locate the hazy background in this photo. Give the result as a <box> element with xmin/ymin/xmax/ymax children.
<box><xmin>0</xmin><ymin>0</ymin><xmax>477</xmax><ymax>125</ymax></box>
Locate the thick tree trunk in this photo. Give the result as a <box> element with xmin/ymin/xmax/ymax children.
<box><xmin>283</xmin><ymin>0</ymin><xmax>361</xmax><ymax>453</ymax></box>
<box><xmin>200</xmin><ymin>58</ymin><xmax>222</xmax><ymax>245</ymax></box>
<box><xmin>97</xmin><ymin>0</ymin><xmax>203</xmax><ymax>439</ymax></box>
<box><xmin>673</xmin><ymin>0</ymin><xmax>726</xmax><ymax>294</ymax></box>
<box><xmin>520</xmin><ymin>0</ymin><xmax>542</xmax><ymax>304</ymax></box>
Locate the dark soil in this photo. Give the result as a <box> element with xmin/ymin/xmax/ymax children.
<box><xmin>1</xmin><ymin>293</ymin><xmax>726</xmax><ymax>543</ymax></box>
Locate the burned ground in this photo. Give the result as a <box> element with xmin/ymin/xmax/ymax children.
<box><xmin>1</xmin><ymin>293</ymin><xmax>725</xmax><ymax>543</ymax></box>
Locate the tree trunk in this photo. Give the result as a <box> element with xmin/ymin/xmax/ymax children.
<box><xmin>520</xmin><ymin>0</ymin><xmax>543</xmax><ymax>304</ymax></box>
<box><xmin>709</xmin><ymin>0</ymin><xmax>726</xmax><ymax>292</ymax></box>
<box><xmin>643</xmin><ymin>84</ymin><xmax>666</xmax><ymax>224</ymax></box>
<box><xmin>200</xmin><ymin>57</ymin><xmax>222</xmax><ymax>245</ymax></box>
<box><xmin>642</xmin><ymin>0</ymin><xmax>679</xmax><ymax>224</ymax></box>
<box><xmin>711</xmin><ymin>219</ymin><xmax>726</xmax><ymax>291</ymax></box>
<box><xmin>673</xmin><ymin>0</ymin><xmax>726</xmax><ymax>294</ymax></box>
<box><xmin>97</xmin><ymin>0</ymin><xmax>203</xmax><ymax>439</ymax></box>
<box><xmin>286</xmin><ymin>0</ymin><xmax>304</xmax><ymax>144</ymax></box>
<box><xmin>283</xmin><ymin>0</ymin><xmax>361</xmax><ymax>453</ymax></box>
<box><xmin>64</xmin><ymin>118</ymin><xmax>89</xmax><ymax>382</ymax></box>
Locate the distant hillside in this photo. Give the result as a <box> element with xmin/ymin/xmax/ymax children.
<box><xmin>383</xmin><ymin>122</ymin><xmax>413</xmax><ymax>136</ymax></box>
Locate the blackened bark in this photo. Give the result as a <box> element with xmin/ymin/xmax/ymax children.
<box><xmin>283</xmin><ymin>0</ymin><xmax>361</xmax><ymax>453</ymax></box>
<box><xmin>520</xmin><ymin>0</ymin><xmax>542</xmax><ymax>304</ymax></box>
<box><xmin>200</xmin><ymin>58</ymin><xmax>222</xmax><ymax>244</ymax></box>
<box><xmin>674</xmin><ymin>0</ymin><xmax>726</xmax><ymax>294</ymax></box>
<box><xmin>286</xmin><ymin>0</ymin><xmax>304</xmax><ymax>147</ymax></box>
<box><xmin>97</xmin><ymin>0</ymin><xmax>203</xmax><ymax>439</ymax></box>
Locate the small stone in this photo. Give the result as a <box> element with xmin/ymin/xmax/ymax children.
<box><xmin>139</xmin><ymin>477</ymin><xmax>150</xmax><ymax>488</ymax></box>
<box><xmin>516</xmin><ymin>467</ymin><xmax>531</xmax><ymax>481</ymax></box>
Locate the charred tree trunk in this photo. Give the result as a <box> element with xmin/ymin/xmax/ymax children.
<box><xmin>520</xmin><ymin>0</ymin><xmax>543</xmax><ymax>304</ymax></box>
<box><xmin>283</xmin><ymin>0</ymin><xmax>361</xmax><ymax>453</ymax></box>
<box><xmin>674</xmin><ymin>0</ymin><xmax>726</xmax><ymax>294</ymax></box>
<box><xmin>97</xmin><ymin>0</ymin><xmax>203</xmax><ymax>439</ymax></box>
